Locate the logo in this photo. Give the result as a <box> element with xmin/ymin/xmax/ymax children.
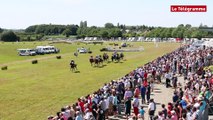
<box><xmin>171</xmin><ymin>5</ymin><xmax>207</xmax><ymax>12</ymax></box>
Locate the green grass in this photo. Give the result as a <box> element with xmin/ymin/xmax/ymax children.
<box><xmin>0</xmin><ymin>41</ymin><xmax>180</xmax><ymax>120</ymax></box>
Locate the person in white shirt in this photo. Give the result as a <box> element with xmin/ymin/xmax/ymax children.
<box><xmin>148</xmin><ymin>99</ymin><xmax>156</xmax><ymax>120</ymax></box>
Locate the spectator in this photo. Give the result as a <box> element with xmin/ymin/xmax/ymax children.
<box><xmin>75</xmin><ymin>111</ymin><xmax>83</xmax><ymax>120</ymax></box>
<box><xmin>139</xmin><ymin>106</ymin><xmax>145</xmax><ymax>120</ymax></box>
<box><xmin>171</xmin><ymin>110</ymin><xmax>178</xmax><ymax>120</ymax></box>
<box><xmin>148</xmin><ymin>99</ymin><xmax>156</xmax><ymax>120</ymax></box>
<box><xmin>140</xmin><ymin>84</ymin><xmax>146</xmax><ymax>104</ymax></box>
<box><xmin>97</xmin><ymin>105</ymin><xmax>104</xmax><ymax>120</ymax></box>
<box><xmin>146</xmin><ymin>83</ymin><xmax>151</xmax><ymax>103</ymax></box>
<box><xmin>161</xmin><ymin>104</ymin><xmax>167</xmax><ymax>119</ymax></box>
<box><xmin>124</xmin><ymin>88</ymin><xmax>133</xmax><ymax>119</ymax></box>
<box><xmin>112</xmin><ymin>92</ymin><xmax>118</xmax><ymax>117</ymax></box>
<box><xmin>173</xmin><ymin>92</ymin><xmax>179</xmax><ymax>103</ymax></box>
<box><xmin>132</xmin><ymin>95</ymin><xmax>140</xmax><ymax>118</ymax></box>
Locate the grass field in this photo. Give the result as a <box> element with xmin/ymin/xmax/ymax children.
<box><xmin>0</xmin><ymin>41</ymin><xmax>180</xmax><ymax>120</ymax></box>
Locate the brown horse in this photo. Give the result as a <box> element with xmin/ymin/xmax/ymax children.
<box><xmin>103</xmin><ymin>53</ymin><xmax>109</xmax><ymax>62</ymax></box>
<box><xmin>89</xmin><ymin>56</ymin><xmax>94</xmax><ymax>66</ymax></box>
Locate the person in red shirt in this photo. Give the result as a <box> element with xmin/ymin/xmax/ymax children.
<box><xmin>78</xmin><ymin>98</ymin><xmax>85</xmax><ymax>113</ymax></box>
<box><xmin>167</xmin><ymin>102</ymin><xmax>173</xmax><ymax>116</ymax></box>
<box><xmin>134</xmin><ymin>85</ymin><xmax>140</xmax><ymax>97</ymax></box>
<box><xmin>143</xmin><ymin>80</ymin><xmax>148</xmax><ymax>87</ymax></box>
<box><xmin>144</xmin><ymin>71</ymin><xmax>148</xmax><ymax>79</ymax></box>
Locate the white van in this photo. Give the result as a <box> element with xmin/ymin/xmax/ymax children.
<box><xmin>36</xmin><ymin>46</ymin><xmax>60</xmax><ymax>54</ymax></box>
<box><xmin>46</xmin><ymin>46</ymin><xmax>60</xmax><ymax>53</ymax></box>
<box><xmin>36</xmin><ymin>46</ymin><xmax>47</xmax><ymax>54</ymax></box>
<box><xmin>18</xmin><ymin>49</ymin><xmax>36</xmax><ymax>56</ymax></box>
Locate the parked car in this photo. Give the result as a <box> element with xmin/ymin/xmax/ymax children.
<box><xmin>77</xmin><ymin>48</ymin><xmax>88</xmax><ymax>53</ymax></box>
<box><xmin>18</xmin><ymin>49</ymin><xmax>36</xmax><ymax>56</ymax></box>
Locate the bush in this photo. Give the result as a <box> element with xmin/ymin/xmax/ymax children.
<box><xmin>1</xmin><ymin>66</ymin><xmax>7</xmax><ymax>70</ymax></box>
<box><xmin>0</xmin><ymin>31</ymin><xmax>19</xmax><ymax>42</ymax></box>
<box><xmin>32</xmin><ymin>60</ymin><xmax>38</xmax><ymax>64</ymax></box>
<box><xmin>56</xmin><ymin>56</ymin><xmax>61</xmax><ymax>59</ymax></box>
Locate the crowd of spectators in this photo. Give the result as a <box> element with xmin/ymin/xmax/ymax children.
<box><xmin>48</xmin><ymin>45</ymin><xmax>212</xmax><ymax>120</ymax></box>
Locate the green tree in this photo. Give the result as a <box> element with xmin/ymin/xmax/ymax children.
<box><xmin>62</xmin><ymin>29</ymin><xmax>72</xmax><ymax>37</ymax></box>
<box><xmin>100</xmin><ymin>30</ymin><xmax>109</xmax><ymax>38</ymax></box>
<box><xmin>0</xmin><ymin>31</ymin><xmax>19</xmax><ymax>42</ymax></box>
<box><xmin>67</xmin><ymin>25</ymin><xmax>78</xmax><ymax>35</ymax></box>
<box><xmin>105</xmin><ymin>23</ymin><xmax>114</xmax><ymax>29</ymax></box>
<box><xmin>25</xmin><ymin>25</ymin><xmax>38</xmax><ymax>33</ymax></box>
<box><xmin>27</xmin><ymin>36</ymin><xmax>31</xmax><ymax>41</ymax></box>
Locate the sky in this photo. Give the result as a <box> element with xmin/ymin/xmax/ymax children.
<box><xmin>0</xmin><ymin>0</ymin><xmax>212</xmax><ymax>29</ymax></box>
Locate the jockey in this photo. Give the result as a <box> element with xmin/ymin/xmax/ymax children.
<box><xmin>99</xmin><ymin>55</ymin><xmax>102</xmax><ymax>58</ymax></box>
<box><xmin>96</xmin><ymin>55</ymin><xmax>99</xmax><ymax>59</ymax></box>
<box><xmin>70</xmin><ymin>60</ymin><xmax>75</xmax><ymax>65</ymax></box>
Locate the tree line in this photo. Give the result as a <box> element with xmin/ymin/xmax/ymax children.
<box><xmin>0</xmin><ymin>23</ymin><xmax>213</xmax><ymax>42</ymax></box>
<box><xmin>25</xmin><ymin>24</ymin><xmax>78</xmax><ymax>36</ymax></box>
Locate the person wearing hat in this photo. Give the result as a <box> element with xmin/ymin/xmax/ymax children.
<box><xmin>171</xmin><ymin>110</ymin><xmax>178</xmax><ymax>120</ymax></box>
<box><xmin>84</xmin><ymin>108</ymin><xmax>93</xmax><ymax>120</ymax></box>
<box><xmin>47</xmin><ymin>115</ymin><xmax>54</xmax><ymax>120</ymax></box>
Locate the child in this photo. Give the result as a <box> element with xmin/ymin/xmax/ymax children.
<box><xmin>139</xmin><ymin>106</ymin><xmax>145</xmax><ymax>120</ymax></box>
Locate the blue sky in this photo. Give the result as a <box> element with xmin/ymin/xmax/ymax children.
<box><xmin>0</xmin><ymin>0</ymin><xmax>212</xmax><ymax>29</ymax></box>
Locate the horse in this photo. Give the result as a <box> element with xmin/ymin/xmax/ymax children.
<box><xmin>111</xmin><ymin>53</ymin><xmax>120</xmax><ymax>62</ymax></box>
<box><xmin>103</xmin><ymin>53</ymin><xmax>109</xmax><ymax>62</ymax></box>
<box><xmin>120</xmin><ymin>52</ymin><xmax>124</xmax><ymax>60</ymax></box>
<box><xmin>94</xmin><ymin>56</ymin><xmax>103</xmax><ymax>67</ymax></box>
<box><xmin>70</xmin><ymin>61</ymin><xmax>77</xmax><ymax>72</ymax></box>
<box><xmin>89</xmin><ymin>56</ymin><xmax>94</xmax><ymax>66</ymax></box>
<box><xmin>98</xmin><ymin>56</ymin><xmax>103</xmax><ymax>65</ymax></box>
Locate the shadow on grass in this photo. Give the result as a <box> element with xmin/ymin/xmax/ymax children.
<box><xmin>107</xmin><ymin>61</ymin><xmax>111</xmax><ymax>63</ymax></box>
<box><xmin>74</xmin><ymin>71</ymin><xmax>80</xmax><ymax>73</ymax></box>
<box><xmin>93</xmin><ymin>64</ymin><xmax>107</xmax><ymax>68</ymax></box>
<box><xmin>114</xmin><ymin>61</ymin><xmax>123</xmax><ymax>64</ymax></box>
